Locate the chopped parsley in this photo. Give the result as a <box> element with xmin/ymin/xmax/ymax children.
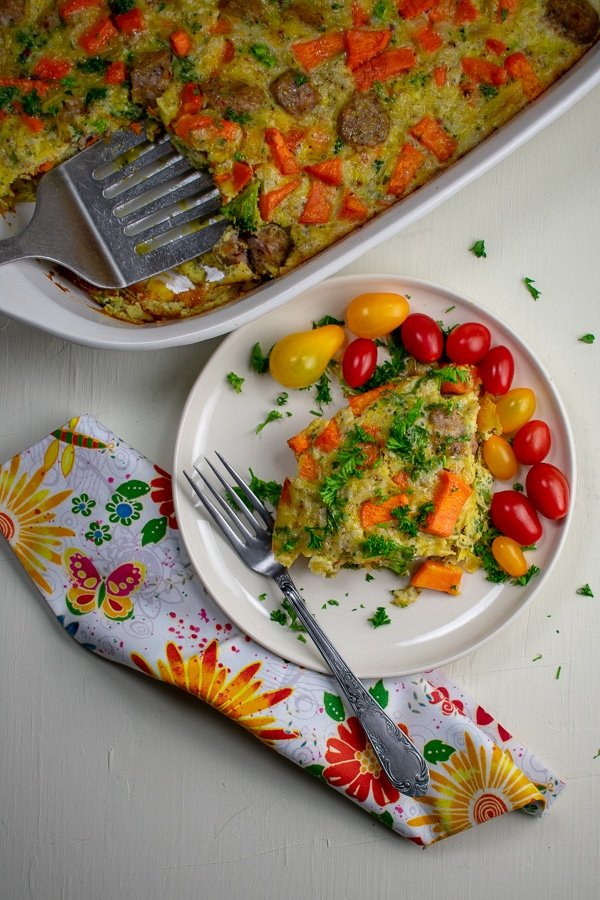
<box><xmin>276</xmin><ymin>392</ymin><xmax>289</xmax><ymax>406</ymax></box>
<box><xmin>373</xmin><ymin>0</ymin><xmax>389</xmax><ymax>20</ymax></box>
<box><xmin>355</xmin><ymin>332</ymin><xmax>407</xmax><ymax>392</ymax></box>
<box><xmin>360</xmin><ymin>535</ymin><xmax>414</xmax><ymax>574</ymax></box>
<box><xmin>429</xmin><ymin>365</ymin><xmax>469</xmax><ymax>386</ymax></box>
<box><xmin>415</xmin><ymin>501</ymin><xmax>434</xmax><ymax>527</ymax></box>
<box><xmin>523</xmin><ymin>277</ymin><xmax>541</xmax><ymax>300</ymax></box>
<box><xmin>223</xmin><ymin>107</ymin><xmax>251</xmax><ymax>125</ymax></box>
<box><xmin>226</xmin><ymin>371</ymin><xmax>244</xmax><ymax>393</ymax></box>
<box><xmin>313</xmin><ymin>314</ymin><xmax>344</xmax><ymax>328</ymax></box>
<box><xmin>270</xmin><ymin>608</ymin><xmax>287</xmax><ymax>626</ymax></box>
<box><xmin>109</xmin><ymin>0</ymin><xmax>135</xmax><ymax>12</ymax></box>
<box><xmin>512</xmin><ymin>564</ymin><xmax>540</xmax><ymax>587</ymax></box>
<box><xmin>479</xmin><ymin>84</ymin><xmax>499</xmax><ymax>99</ymax></box>
<box><xmin>270</xmin><ymin>598</ymin><xmax>306</xmax><ymax>632</ymax></box>
<box><xmin>387</xmin><ymin>399</ymin><xmax>435</xmax><ymax>476</ymax></box>
<box><xmin>77</xmin><ymin>56</ymin><xmax>110</xmax><ymax>73</ymax></box>
<box><xmin>250</xmin><ymin>43</ymin><xmax>277</xmax><ymax>67</ymax></box>
<box><xmin>532</xmin><ymin>654</ymin><xmax>543</xmax><ymax>662</ymax></box>
<box><xmin>470</xmin><ymin>239</ymin><xmax>487</xmax><ymax>258</ymax></box>
<box><xmin>576</xmin><ymin>583</ymin><xmax>594</xmax><ymax>597</ymax></box>
<box><xmin>314</xmin><ymin>372</ymin><xmax>332</xmax><ymax>409</ymax></box>
<box><xmin>20</xmin><ymin>90</ymin><xmax>42</xmax><ymax>117</ymax></box>
<box><xmin>368</xmin><ymin>607</ymin><xmax>392</xmax><ymax>629</ymax></box>
<box><xmin>513</xmin><ymin>482</ymin><xmax>524</xmax><ymax>492</ymax></box>
<box><xmin>247</xmin><ymin>469</ymin><xmax>282</xmax><ymax>506</ymax></box>
<box><xmin>0</xmin><ymin>86</ymin><xmax>18</xmax><ymax>111</ymax></box>
<box><xmin>474</xmin><ymin>527</ymin><xmax>509</xmax><ymax>583</ymax></box>
<box><xmin>444</xmin><ymin>306</ymin><xmax>456</xmax><ymax>314</ymax></box>
<box><xmin>294</xmin><ymin>72</ymin><xmax>308</xmax><ymax>86</ymax></box>
<box><xmin>578</xmin><ymin>333</ymin><xmax>595</xmax><ymax>344</ymax></box>
<box><xmin>555</xmin><ymin>665</ymin><xmax>562</xmax><ymax>680</ymax></box>
<box><xmin>365</xmin><ymin>573</ymin><xmax>375</xmax><ymax>583</ymax></box>
<box><xmin>256</xmin><ymin>409</ymin><xmax>288</xmax><ymax>434</ymax></box>
<box><xmin>250</xmin><ymin>341</ymin><xmax>271</xmax><ymax>374</ymax></box>
<box><xmin>391</xmin><ymin>504</ymin><xmax>419</xmax><ymax>537</ymax></box>
<box><xmin>304</xmin><ymin>526</ymin><xmax>325</xmax><ymax>550</ymax></box>
<box><xmin>320</xmin><ymin>425</ymin><xmax>376</xmax><ymax>514</ymax></box>
<box><xmin>333</xmin><ymin>137</ymin><xmax>345</xmax><ymax>154</ymax></box>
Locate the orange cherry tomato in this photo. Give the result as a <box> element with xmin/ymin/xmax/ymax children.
<box><xmin>495</xmin><ymin>388</ymin><xmax>536</xmax><ymax>434</ymax></box>
<box><xmin>482</xmin><ymin>435</ymin><xmax>519</xmax><ymax>481</ymax></box>
<box><xmin>269</xmin><ymin>324</ymin><xmax>345</xmax><ymax>389</ymax></box>
<box><xmin>345</xmin><ymin>292</ymin><xmax>410</xmax><ymax>339</ymax></box>
<box><xmin>492</xmin><ymin>536</ymin><xmax>529</xmax><ymax>578</ymax></box>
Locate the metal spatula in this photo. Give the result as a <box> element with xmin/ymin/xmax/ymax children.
<box><xmin>0</xmin><ymin>130</ymin><xmax>229</xmax><ymax>289</ymax></box>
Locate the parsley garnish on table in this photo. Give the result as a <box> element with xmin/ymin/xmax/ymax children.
<box><xmin>226</xmin><ymin>372</ymin><xmax>244</xmax><ymax>393</ymax></box>
<box><xmin>523</xmin><ymin>277</ymin><xmax>542</xmax><ymax>300</ymax></box>
<box><xmin>576</xmin><ymin>583</ymin><xmax>594</xmax><ymax>597</ymax></box>
<box><xmin>470</xmin><ymin>239</ymin><xmax>487</xmax><ymax>258</ymax></box>
<box><xmin>578</xmin><ymin>334</ymin><xmax>595</xmax><ymax>344</ymax></box>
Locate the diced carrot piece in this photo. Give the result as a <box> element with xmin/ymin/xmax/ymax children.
<box><xmin>410</xmin><ymin>560</ymin><xmax>463</xmax><ymax>594</ymax></box>
<box><xmin>387</xmin><ymin>143</ymin><xmax>424</xmax><ymax>197</ymax></box>
<box><xmin>217</xmin><ymin>118</ymin><xmax>241</xmax><ymax>141</ymax></box>
<box><xmin>313</xmin><ymin>419</ymin><xmax>341</xmax><ymax>453</ymax></box>
<box><xmin>421</xmin><ymin>470</ymin><xmax>473</xmax><ymax>538</ymax></box>
<box><xmin>440</xmin><ymin>366</ymin><xmax>479</xmax><ymax>395</ymax></box>
<box><xmin>259</xmin><ymin>178</ymin><xmax>301</xmax><ymax>221</ymax></box>
<box><xmin>222</xmin><ymin>38</ymin><xmax>235</xmax><ymax>64</ymax></box>
<box><xmin>105</xmin><ymin>61</ymin><xmax>127</xmax><ymax>84</ymax></box>
<box><xmin>170</xmin><ymin>29</ymin><xmax>193</xmax><ymax>58</ymax></box>
<box><xmin>0</xmin><ymin>78</ymin><xmax>50</xmax><ymax>96</ymax></box>
<box><xmin>173</xmin><ymin>114</ymin><xmax>214</xmax><ymax>139</ymax></box>
<box><xmin>351</xmin><ymin>2</ymin><xmax>370</xmax><ymax>26</ymax></box>
<box><xmin>397</xmin><ymin>0</ymin><xmax>436</xmax><ymax>19</ymax></box>
<box><xmin>349</xmin><ymin>383</ymin><xmax>394</xmax><ymax>416</ymax></box>
<box><xmin>299</xmin><ymin>180</ymin><xmax>333</xmax><ymax>225</ymax></box>
<box><xmin>360</xmin><ymin>494</ymin><xmax>409</xmax><ymax>529</ymax></box>
<box><xmin>32</xmin><ymin>58</ymin><xmax>72</xmax><ymax>81</ymax></box>
<box><xmin>410</xmin><ymin>115</ymin><xmax>457</xmax><ymax>162</ymax></box>
<box><xmin>210</xmin><ymin>18</ymin><xmax>232</xmax><ymax>34</ymax></box>
<box><xmin>298</xmin><ymin>451</ymin><xmax>320</xmax><ymax>481</ymax></box>
<box><xmin>497</xmin><ymin>0</ymin><xmax>518</xmax><ymax>22</ymax></box>
<box><xmin>129</xmin><ymin>121</ymin><xmax>143</xmax><ymax>134</ymax></box>
<box><xmin>486</xmin><ymin>37</ymin><xmax>509</xmax><ymax>55</ymax></box>
<box><xmin>265</xmin><ymin>128</ymin><xmax>301</xmax><ymax>175</ymax></box>
<box><xmin>284</xmin><ymin>128</ymin><xmax>305</xmax><ymax>151</ymax></box>
<box><xmin>339</xmin><ymin>189</ymin><xmax>368</xmax><ymax>221</ymax></box>
<box><xmin>454</xmin><ymin>0</ymin><xmax>480</xmax><ymax>24</ymax></box>
<box><xmin>279</xmin><ymin>478</ymin><xmax>292</xmax><ymax>507</ymax></box>
<box><xmin>35</xmin><ymin>161</ymin><xmax>54</xmax><ymax>174</ymax></box>
<box><xmin>462</xmin><ymin>57</ymin><xmax>507</xmax><ymax>86</ymax></box>
<box><xmin>59</xmin><ymin>0</ymin><xmax>101</xmax><ymax>18</ymax></box>
<box><xmin>358</xmin><ymin>443</ymin><xmax>379</xmax><ymax>470</ymax></box>
<box><xmin>433</xmin><ymin>65</ymin><xmax>447</xmax><ymax>86</ymax></box>
<box><xmin>78</xmin><ymin>17</ymin><xmax>117</xmax><ymax>55</ymax></box>
<box><xmin>392</xmin><ymin>471</ymin><xmax>410</xmax><ymax>489</ymax></box>
<box><xmin>344</xmin><ymin>28</ymin><xmax>391</xmax><ymax>71</ymax></box>
<box><xmin>179</xmin><ymin>83</ymin><xmax>203</xmax><ymax>115</ymax></box>
<box><xmin>20</xmin><ymin>114</ymin><xmax>44</xmax><ymax>133</ymax></box>
<box><xmin>304</xmin><ymin>158</ymin><xmax>343</xmax><ymax>186</ymax></box>
<box><xmin>232</xmin><ymin>160</ymin><xmax>253</xmax><ymax>193</ymax></box>
<box><xmin>291</xmin><ymin>32</ymin><xmax>345</xmax><ymax>71</ymax></box>
<box><xmin>114</xmin><ymin>7</ymin><xmax>145</xmax><ymax>34</ymax></box>
<box><xmin>288</xmin><ymin>431</ymin><xmax>312</xmax><ymax>456</ymax></box>
<box><xmin>414</xmin><ymin>24</ymin><xmax>443</xmax><ymax>54</ymax></box>
<box><xmin>353</xmin><ymin>47</ymin><xmax>416</xmax><ymax>92</ymax></box>
<box><xmin>505</xmin><ymin>52</ymin><xmax>542</xmax><ymax>99</ymax></box>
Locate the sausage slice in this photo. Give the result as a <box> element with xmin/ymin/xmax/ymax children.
<box><xmin>203</xmin><ymin>77</ymin><xmax>266</xmax><ymax>117</ymax></box>
<box><xmin>131</xmin><ymin>50</ymin><xmax>173</xmax><ymax>106</ymax></box>
<box><xmin>270</xmin><ymin>70</ymin><xmax>320</xmax><ymax>116</ymax></box>
<box><xmin>247</xmin><ymin>225</ymin><xmax>293</xmax><ymax>277</ymax></box>
<box><xmin>546</xmin><ymin>0</ymin><xmax>599</xmax><ymax>44</ymax></box>
<box><xmin>338</xmin><ymin>91</ymin><xmax>390</xmax><ymax>147</ymax></box>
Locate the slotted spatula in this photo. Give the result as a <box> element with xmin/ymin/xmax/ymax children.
<box><xmin>0</xmin><ymin>130</ymin><xmax>229</xmax><ymax>289</ymax></box>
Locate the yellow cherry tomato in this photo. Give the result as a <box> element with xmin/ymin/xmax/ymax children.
<box><xmin>482</xmin><ymin>435</ymin><xmax>519</xmax><ymax>481</ymax></box>
<box><xmin>269</xmin><ymin>324</ymin><xmax>345</xmax><ymax>389</ymax></box>
<box><xmin>491</xmin><ymin>536</ymin><xmax>529</xmax><ymax>578</ymax></box>
<box><xmin>345</xmin><ymin>292</ymin><xmax>410</xmax><ymax>339</ymax></box>
<box><xmin>495</xmin><ymin>388</ymin><xmax>536</xmax><ymax>435</ymax></box>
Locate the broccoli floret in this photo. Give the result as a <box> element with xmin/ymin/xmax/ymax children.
<box><xmin>222</xmin><ymin>181</ymin><xmax>260</xmax><ymax>233</ymax></box>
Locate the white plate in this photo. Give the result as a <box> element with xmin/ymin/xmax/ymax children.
<box><xmin>1</xmin><ymin>45</ymin><xmax>599</xmax><ymax>349</ymax></box>
<box><xmin>173</xmin><ymin>274</ymin><xmax>575</xmax><ymax>678</ymax></box>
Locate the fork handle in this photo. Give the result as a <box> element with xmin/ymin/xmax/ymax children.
<box><xmin>273</xmin><ymin>571</ymin><xmax>429</xmax><ymax>797</ymax></box>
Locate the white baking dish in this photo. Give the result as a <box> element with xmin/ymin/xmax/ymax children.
<box><xmin>1</xmin><ymin>42</ymin><xmax>599</xmax><ymax>350</ymax></box>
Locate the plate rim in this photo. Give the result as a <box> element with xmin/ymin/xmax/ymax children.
<box><xmin>173</xmin><ymin>272</ymin><xmax>576</xmax><ymax>677</ymax></box>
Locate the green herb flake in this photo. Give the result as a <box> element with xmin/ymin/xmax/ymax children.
<box><xmin>226</xmin><ymin>371</ymin><xmax>244</xmax><ymax>393</ymax></box>
<box><xmin>368</xmin><ymin>606</ymin><xmax>392</xmax><ymax>629</ymax></box>
<box><xmin>512</xmin><ymin>564</ymin><xmax>540</xmax><ymax>587</ymax></box>
<box><xmin>312</xmin><ymin>314</ymin><xmax>344</xmax><ymax>328</ymax></box>
<box><xmin>258</xmin><ymin>593</ymin><xmax>267</xmax><ymax>602</ymax></box>
<box><xmin>555</xmin><ymin>665</ymin><xmax>562</xmax><ymax>680</ymax></box>
<box><xmin>333</xmin><ymin>137</ymin><xmax>345</xmax><ymax>155</ymax></box>
<box><xmin>523</xmin><ymin>277</ymin><xmax>541</xmax><ymax>300</ymax></box>
<box><xmin>250</xmin><ymin>341</ymin><xmax>271</xmax><ymax>374</ymax></box>
<box><xmin>513</xmin><ymin>482</ymin><xmax>524</xmax><ymax>492</ymax></box>
<box><xmin>276</xmin><ymin>392</ymin><xmax>289</xmax><ymax>406</ymax></box>
<box><xmin>256</xmin><ymin>410</ymin><xmax>283</xmax><ymax>434</ymax></box>
<box><xmin>270</xmin><ymin>608</ymin><xmax>288</xmax><ymax>626</ymax></box>
<box><xmin>223</xmin><ymin>107</ymin><xmax>250</xmax><ymax>125</ymax></box>
<box><xmin>576</xmin><ymin>583</ymin><xmax>594</xmax><ymax>597</ymax></box>
<box><xmin>479</xmin><ymin>83</ymin><xmax>499</xmax><ymax>99</ymax></box>
<box><xmin>532</xmin><ymin>653</ymin><xmax>542</xmax><ymax>662</ymax></box>
<box><xmin>297</xmin><ymin>634</ymin><xmax>307</xmax><ymax>643</ymax></box>
<box><xmin>365</xmin><ymin>573</ymin><xmax>375</xmax><ymax>583</ymax></box>
<box><xmin>578</xmin><ymin>333</ymin><xmax>595</xmax><ymax>344</ymax></box>
<box><xmin>314</xmin><ymin>372</ymin><xmax>332</xmax><ymax>409</ymax></box>
<box><xmin>305</xmin><ymin>526</ymin><xmax>325</xmax><ymax>550</ymax></box>
<box><xmin>250</xmin><ymin>43</ymin><xmax>277</xmax><ymax>68</ymax></box>
<box><xmin>444</xmin><ymin>305</ymin><xmax>455</xmax><ymax>313</ymax></box>
<box><xmin>470</xmin><ymin>239</ymin><xmax>487</xmax><ymax>258</ymax></box>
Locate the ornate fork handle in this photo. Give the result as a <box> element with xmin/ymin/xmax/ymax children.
<box><xmin>274</xmin><ymin>571</ymin><xmax>429</xmax><ymax>797</ymax></box>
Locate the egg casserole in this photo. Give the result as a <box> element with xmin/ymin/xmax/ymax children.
<box><xmin>273</xmin><ymin>365</ymin><xmax>493</xmax><ymax>600</ymax></box>
<box><xmin>0</xmin><ymin>1</ymin><xmax>598</xmax><ymax>323</ymax></box>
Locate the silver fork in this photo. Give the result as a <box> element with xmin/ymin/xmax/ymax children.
<box><xmin>183</xmin><ymin>453</ymin><xmax>430</xmax><ymax>798</ymax></box>
<box><xmin>0</xmin><ymin>130</ymin><xmax>228</xmax><ymax>289</ymax></box>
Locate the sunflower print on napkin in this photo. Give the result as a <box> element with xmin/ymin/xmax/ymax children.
<box><xmin>0</xmin><ymin>415</ymin><xmax>564</xmax><ymax>847</ymax></box>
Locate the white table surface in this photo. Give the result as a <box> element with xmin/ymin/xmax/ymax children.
<box><xmin>1</xmin><ymin>84</ymin><xmax>599</xmax><ymax>900</ymax></box>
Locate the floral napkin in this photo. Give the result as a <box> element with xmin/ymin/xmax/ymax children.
<box><xmin>0</xmin><ymin>416</ymin><xmax>564</xmax><ymax>846</ymax></box>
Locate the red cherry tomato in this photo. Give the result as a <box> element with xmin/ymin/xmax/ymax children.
<box><xmin>477</xmin><ymin>345</ymin><xmax>515</xmax><ymax>395</ymax></box>
<box><xmin>400</xmin><ymin>314</ymin><xmax>443</xmax><ymax>363</ymax></box>
<box><xmin>342</xmin><ymin>338</ymin><xmax>378</xmax><ymax>388</ymax></box>
<box><xmin>512</xmin><ymin>420</ymin><xmax>551</xmax><ymax>465</ymax></box>
<box><xmin>490</xmin><ymin>490</ymin><xmax>543</xmax><ymax>545</ymax></box>
<box><xmin>525</xmin><ymin>463</ymin><xmax>570</xmax><ymax>520</ymax></box>
<box><xmin>446</xmin><ymin>322</ymin><xmax>492</xmax><ymax>364</ymax></box>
